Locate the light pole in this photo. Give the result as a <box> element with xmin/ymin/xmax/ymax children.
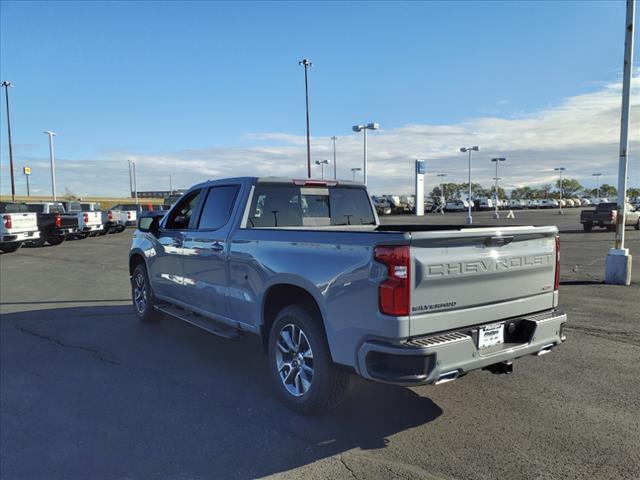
<box><xmin>131</xmin><ymin>161</ymin><xmax>138</xmax><ymax>204</ymax></box>
<box><xmin>128</xmin><ymin>160</ymin><xmax>134</xmax><ymax>198</ymax></box>
<box><xmin>606</xmin><ymin>0</ymin><xmax>635</xmax><ymax>285</ymax></box>
<box><xmin>43</xmin><ymin>131</ymin><xmax>57</xmax><ymax>201</ymax></box>
<box><xmin>352</xmin><ymin>123</ymin><xmax>379</xmax><ymax>186</ymax></box>
<box><xmin>351</xmin><ymin>167</ymin><xmax>362</xmax><ymax>182</ymax></box>
<box><xmin>460</xmin><ymin>146</ymin><xmax>479</xmax><ymax>225</ymax></box>
<box><xmin>1</xmin><ymin>81</ymin><xmax>16</xmax><ymax>201</ymax></box>
<box><xmin>315</xmin><ymin>159</ymin><xmax>329</xmax><ymax>179</ymax></box>
<box><xmin>330</xmin><ymin>136</ymin><xmax>337</xmax><ymax>179</ymax></box>
<box><xmin>299</xmin><ymin>58</ymin><xmax>312</xmax><ymax>178</ymax></box>
<box><xmin>592</xmin><ymin>173</ymin><xmax>602</xmax><ymax>199</ymax></box>
<box><xmin>491</xmin><ymin>158</ymin><xmax>506</xmax><ymax>219</ymax></box>
<box><xmin>555</xmin><ymin>167</ymin><xmax>566</xmax><ymax>214</ymax></box>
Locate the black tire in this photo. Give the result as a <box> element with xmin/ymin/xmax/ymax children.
<box><xmin>0</xmin><ymin>241</ymin><xmax>22</xmax><ymax>253</ymax></box>
<box><xmin>27</xmin><ymin>238</ymin><xmax>46</xmax><ymax>248</ymax></box>
<box><xmin>89</xmin><ymin>231</ymin><xmax>98</xmax><ymax>237</ymax></box>
<box><xmin>607</xmin><ymin>225</ymin><xmax>616</xmax><ymax>232</ymax></box>
<box><xmin>635</xmin><ymin>220</ymin><xmax>640</xmax><ymax>231</ymax></box>
<box><xmin>116</xmin><ymin>225</ymin><xmax>126</xmax><ymax>233</ymax></box>
<box><xmin>47</xmin><ymin>235</ymin><xmax>65</xmax><ymax>246</ymax></box>
<box><xmin>75</xmin><ymin>232</ymin><xmax>90</xmax><ymax>240</ymax></box>
<box><xmin>583</xmin><ymin>223</ymin><xmax>593</xmax><ymax>232</ymax></box>
<box><xmin>131</xmin><ymin>263</ymin><xmax>161</xmax><ymax>323</ymax></box>
<box><xmin>268</xmin><ymin>305</ymin><xmax>350</xmax><ymax>414</ymax></box>
<box><xmin>97</xmin><ymin>228</ymin><xmax>108</xmax><ymax>236</ymax></box>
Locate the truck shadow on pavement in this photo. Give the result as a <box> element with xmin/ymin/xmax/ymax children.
<box><xmin>1</xmin><ymin>305</ymin><xmax>442</xmax><ymax>480</ymax></box>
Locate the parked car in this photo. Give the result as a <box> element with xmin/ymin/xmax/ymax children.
<box><xmin>539</xmin><ymin>199</ymin><xmax>559</xmax><ymax>209</ymax></box>
<box><xmin>130</xmin><ymin>177</ymin><xmax>567</xmax><ymax>413</ymax></box>
<box><xmin>564</xmin><ymin>199</ymin><xmax>575</xmax><ymax>208</ymax></box>
<box><xmin>371</xmin><ymin>196</ymin><xmax>392</xmax><ymax>215</ymax></box>
<box><xmin>478</xmin><ymin>198</ymin><xmax>494</xmax><ymax>210</ymax></box>
<box><xmin>62</xmin><ymin>201</ymin><xmax>103</xmax><ymax>238</ymax></box>
<box><xmin>24</xmin><ymin>202</ymin><xmax>79</xmax><ymax>246</ymax></box>
<box><xmin>110</xmin><ymin>204</ymin><xmax>139</xmax><ymax>226</ymax></box>
<box><xmin>508</xmin><ymin>199</ymin><xmax>524</xmax><ymax>209</ymax></box>
<box><xmin>580</xmin><ymin>202</ymin><xmax>640</xmax><ymax>232</ymax></box>
<box><xmin>0</xmin><ymin>202</ymin><xmax>40</xmax><ymax>253</ymax></box>
<box><xmin>580</xmin><ymin>198</ymin><xmax>592</xmax><ymax>207</ymax></box>
<box><xmin>571</xmin><ymin>198</ymin><xmax>582</xmax><ymax>207</ymax></box>
<box><xmin>445</xmin><ymin>199</ymin><xmax>467</xmax><ymax>211</ymax></box>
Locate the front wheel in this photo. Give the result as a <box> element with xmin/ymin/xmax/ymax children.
<box><xmin>268</xmin><ymin>305</ymin><xmax>350</xmax><ymax>414</ymax></box>
<box><xmin>131</xmin><ymin>263</ymin><xmax>160</xmax><ymax>323</ymax></box>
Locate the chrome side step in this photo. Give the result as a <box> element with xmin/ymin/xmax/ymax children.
<box><xmin>155</xmin><ymin>304</ymin><xmax>243</xmax><ymax>340</ymax></box>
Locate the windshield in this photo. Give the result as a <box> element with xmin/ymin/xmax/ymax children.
<box><xmin>247</xmin><ymin>185</ymin><xmax>376</xmax><ymax>228</ymax></box>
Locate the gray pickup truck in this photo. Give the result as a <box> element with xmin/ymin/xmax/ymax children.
<box><xmin>130</xmin><ymin>177</ymin><xmax>566</xmax><ymax>413</ymax></box>
<box><xmin>580</xmin><ymin>202</ymin><xmax>640</xmax><ymax>232</ymax></box>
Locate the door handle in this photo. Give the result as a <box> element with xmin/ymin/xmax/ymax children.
<box><xmin>210</xmin><ymin>242</ymin><xmax>224</xmax><ymax>252</ymax></box>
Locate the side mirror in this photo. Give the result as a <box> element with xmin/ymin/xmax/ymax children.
<box><xmin>138</xmin><ymin>213</ymin><xmax>161</xmax><ymax>236</ymax></box>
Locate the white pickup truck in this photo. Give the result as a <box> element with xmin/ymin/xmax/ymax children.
<box><xmin>110</xmin><ymin>204</ymin><xmax>138</xmax><ymax>226</ymax></box>
<box><xmin>0</xmin><ymin>202</ymin><xmax>40</xmax><ymax>253</ymax></box>
<box><xmin>62</xmin><ymin>201</ymin><xmax>103</xmax><ymax>238</ymax></box>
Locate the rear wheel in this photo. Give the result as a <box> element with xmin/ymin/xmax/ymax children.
<box><xmin>635</xmin><ymin>219</ymin><xmax>640</xmax><ymax>231</ymax></box>
<box><xmin>75</xmin><ymin>232</ymin><xmax>90</xmax><ymax>239</ymax></box>
<box><xmin>268</xmin><ymin>305</ymin><xmax>350</xmax><ymax>414</ymax></box>
<box><xmin>583</xmin><ymin>223</ymin><xmax>593</xmax><ymax>232</ymax></box>
<box><xmin>131</xmin><ymin>263</ymin><xmax>160</xmax><ymax>323</ymax></box>
<box><xmin>27</xmin><ymin>238</ymin><xmax>46</xmax><ymax>248</ymax></box>
<box><xmin>47</xmin><ymin>235</ymin><xmax>65</xmax><ymax>246</ymax></box>
<box><xmin>0</xmin><ymin>242</ymin><xmax>22</xmax><ymax>253</ymax></box>
<box><xmin>97</xmin><ymin>228</ymin><xmax>108</xmax><ymax>236</ymax></box>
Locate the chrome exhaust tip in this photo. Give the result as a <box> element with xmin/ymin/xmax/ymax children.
<box><xmin>435</xmin><ymin>370</ymin><xmax>459</xmax><ymax>385</ymax></box>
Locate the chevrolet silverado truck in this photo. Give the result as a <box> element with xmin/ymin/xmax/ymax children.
<box><xmin>129</xmin><ymin>177</ymin><xmax>567</xmax><ymax>413</ymax></box>
<box><xmin>580</xmin><ymin>202</ymin><xmax>640</xmax><ymax>232</ymax></box>
<box><xmin>62</xmin><ymin>201</ymin><xmax>103</xmax><ymax>238</ymax></box>
<box><xmin>25</xmin><ymin>202</ymin><xmax>79</xmax><ymax>246</ymax></box>
<box><xmin>0</xmin><ymin>202</ymin><xmax>40</xmax><ymax>253</ymax></box>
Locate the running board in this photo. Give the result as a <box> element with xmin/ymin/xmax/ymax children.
<box><xmin>155</xmin><ymin>304</ymin><xmax>243</xmax><ymax>340</ymax></box>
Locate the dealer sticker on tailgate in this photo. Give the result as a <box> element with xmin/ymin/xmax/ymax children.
<box><xmin>478</xmin><ymin>323</ymin><xmax>504</xmax><ymax>349</ymax></box>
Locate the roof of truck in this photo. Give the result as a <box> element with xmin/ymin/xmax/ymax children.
<box><xmin>190</xmin><ymin>177</ymin><xmax>364</xmax><ymax>190</ymax></box>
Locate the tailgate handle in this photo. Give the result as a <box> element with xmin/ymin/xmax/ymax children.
<box><xmin>484</xmin><ymin>236</ymin><xmax>514</xmax><ymax>247</ymax></box>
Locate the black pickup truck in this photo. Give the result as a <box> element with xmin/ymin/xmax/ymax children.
<box><xmin>580</xmin><ymin>202</ymin><xmax>640</xmax><ymax>232</ymax></box>
<box><xmin>25</xmin><ymin>202</ymin><xmax>80</xmax><ymax>246</ymax></box>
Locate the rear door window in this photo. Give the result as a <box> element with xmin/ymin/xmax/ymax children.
<box><xmin>197</xmin><ymin>185</ymin><xmax>239</xmax><ymax>230</ymax></box>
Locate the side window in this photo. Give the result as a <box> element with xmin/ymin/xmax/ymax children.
<box><xmin>165</xmin><ymin>190</ymin><xmax>202</xmax><ymax>230</ymax></box>
<box><xmin>197</xmin><ymin>185</ymin><xmax>239</xmax><ymax>230</ymax></box>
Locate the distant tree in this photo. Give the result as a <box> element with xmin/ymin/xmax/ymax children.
<box><xmin>555</xmin><ymin>178</ymin><xmax>583</xmax><ymax>197</ymax></box>
<box><xmin>541</xmin><ymin>184</ymin><xmax>553</xmax><ymax>198</ymax></box>
<box><xmin>627</xmin><ymin>187</ymin><xmax>640</xmax><ymax>198</ymax></box>
<box><xmin>598</xmin><ymin>184</ymin><xmax>618</xmax><ymax>198</ymax></box>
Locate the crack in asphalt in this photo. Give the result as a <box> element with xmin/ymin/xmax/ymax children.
<box><xmin>565</xmin><ymin>324</ymin><xmax>640</xmax><ymax>347</ymax></box>
<box><xmin>338</xmin><ymin>455</ymin><xmax>359</xmax><ymax>480</ymax></box>
<box><xmin>14</xmin><ymin>326</ymin><xmax>122</xmax><ymax>365</ymax></box>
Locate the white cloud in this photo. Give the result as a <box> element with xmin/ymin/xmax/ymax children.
<box><xmin>1</xmin><ymin>74</ymin><xmax>638</xmax><ymax>197</ymax></box>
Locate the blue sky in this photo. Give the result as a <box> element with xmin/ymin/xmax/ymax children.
<box><xmin>0</xmin><ymin>1</ymin><xmax>638</xmax><ymax>196</ymax></box>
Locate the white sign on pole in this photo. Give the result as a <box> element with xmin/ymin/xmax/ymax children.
<box><xmin>415</xmin><ymin>160</ymin><xmax>426</xmax><ymax>216</ymax></box>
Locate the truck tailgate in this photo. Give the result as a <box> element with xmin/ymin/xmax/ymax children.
<box><xmin>4</xmin><ymin>213</ymin><xmax>38</xmax><ymax>234</ymax></box>
<box><xmin>409</xmin><ymin>226</ymin><xmax>558</xmax><ymax>336</ymax></box>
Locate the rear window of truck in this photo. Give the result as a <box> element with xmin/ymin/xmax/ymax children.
<box><xmin>0</xmin><ymin>202</ymin><xmax>30</xmax><ymax>213</ymax></box>
<box><xmin>247</xmin><ymin>185</ymin><xmax>376</xmax><ymax>228</ymax></box>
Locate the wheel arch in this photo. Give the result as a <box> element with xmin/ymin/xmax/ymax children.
<box><xmin>129</xmin><ymin>251</ymin><xmax>146</xmax><ymax>276</ymax></box>
<box><xmin>260</xmin><ymin>283</ymin><xmax>328</xmax><ymax>354</ymax></box>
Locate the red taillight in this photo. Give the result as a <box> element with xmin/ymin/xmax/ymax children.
<box><xmin>83</xmin><ymin>212</ymin><xmax>89</xmax><ymax>223</ymax></box>
<box><xmin>54</xmin><ymin>214</ymin><xmax>62</xmax><ymax>228</ymax></box>
<box><xmin>3</xmin><ymin>215</ymin><xmax>12</xmax><ymax>229</ymax></box>
<box><xmin>127</xmin><ymin>211</ymin><xmax>131</xmax><ymax>219</ymax></box>
<box><xmin>554</xmin><ymin>235</ymin><xmax>560</xmax><ymax>291</ymax></box>
<box><xmin>375</xmin><ymin>245</ymin><xmax>410</xmax><ymax>316</ymax></box>
<box><xmin>108</xmin><ymin>211</ymin><xmax>113</xmax><ymax>221</ymax></box>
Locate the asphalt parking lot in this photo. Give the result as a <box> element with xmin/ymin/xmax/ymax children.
<box><xmin>1</xmin><ymin>208</ymin><xmax>639</xmax><ymax>480</ymax></box>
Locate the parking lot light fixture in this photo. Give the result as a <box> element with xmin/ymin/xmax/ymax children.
<box><xmin>43</xmin><ymin>131</ymin><xmax>57</xmax><ymax>201</ymax></box>
<box><xmin>315</xmin><ymin>159</ymin><xmax>329</xmax><ymax>179</ymax></box>
<box><xmin>352</xmin><ymin>122</ymin><xmax>379</xmax><ymax>186</ymax></box>
<box><xmin>351</xmin><ymin>167</ymin><xmax>362</xmax><ymax>182</ymax></box>
<box><xmin>555</xmin><ymin>167</ymin><xmax>566</xmax><ymax>215</ymax></box>
<box><xmin>592</xmin><ymin>173</ymin><xmax>602</xmax><ymax>199</ymax></box>
<box><xmin>491</xmin><ymin>158</ymin><xmax>506</xmax><ymax>219</ymax></box>
<box><xmin>460</xmin><ymin>146</ymin><xmax>479</xmax><ymax>225</ymax></box>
